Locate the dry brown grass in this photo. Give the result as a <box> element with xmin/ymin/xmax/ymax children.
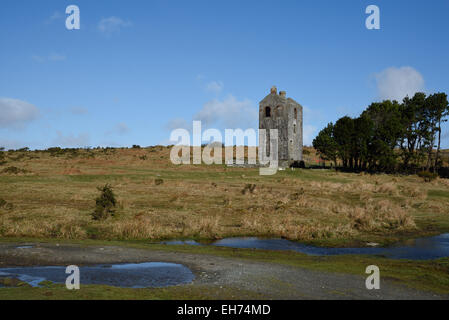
<box><xmin>0</xmin><ymin>147</ymin><xmax>448</xmax><ymax>243</ymax></box>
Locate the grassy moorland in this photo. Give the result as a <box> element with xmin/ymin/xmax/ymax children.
<box><xmin>0</xmin><ymin>146</ymin><xmax>448</xmax><ymax>247</ymax></box>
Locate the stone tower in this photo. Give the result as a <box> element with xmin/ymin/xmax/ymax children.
<box><xmin>259</xmin><ymin>86</ymin><xmax>303</xmax><ymax>167</ymax></box>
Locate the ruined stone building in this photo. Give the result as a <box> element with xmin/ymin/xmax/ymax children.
<box><xmin>259</xmin><ymin>86</ymin><xmax>303</xmax><ymax>167</ymax></box>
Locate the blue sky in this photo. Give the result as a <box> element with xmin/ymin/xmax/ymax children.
<box><xmin>1</xmin><ymin>0</ymin><xmax>448</xmax><ymax>149</ymax></box>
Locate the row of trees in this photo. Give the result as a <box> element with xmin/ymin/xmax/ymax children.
<box><xmin>313</xmin><ymin>92</ymin><xmax>449</xmax><ymax>173</ymax></box>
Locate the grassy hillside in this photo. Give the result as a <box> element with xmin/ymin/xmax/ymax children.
<box><xmin>0</xmin><ymin>146</ymin><xmax>448</xmax><ymax>246</ymax></box>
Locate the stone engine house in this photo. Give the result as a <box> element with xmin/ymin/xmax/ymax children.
<box><xmin>259</xmin><ymin>86</ymin><xmax>303</xmax><ymax>167</ymax></box>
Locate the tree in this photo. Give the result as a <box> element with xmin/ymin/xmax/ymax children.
<box><xmin>333</xmin><ymin>116</ymin><xmax>355</xmax><ymax>168</ymax></box>
<box><xmin>313</xmin><ymin>122</ymin><xmax>338</xmax><ymax>167</ymax></box>
<box><xmin>400</xmin><ymin>93</ymin><xmax>426</xmax><ymax>170</ymax></box>
<box><xmin>353</xmin><ymin>115</ymin><xmax>373</xmax><ymax>170</ymax></box>
<box><xmin>362</xmin><ymin>100</ymin><xmax>403</xmax><ymax>172</ymax></box>
<box><xmin>428</xmin><ymin>93</ymin><xmax>449</xmax><ymax>172</ymax></box>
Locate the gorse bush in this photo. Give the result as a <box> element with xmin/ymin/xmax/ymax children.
<box><xmin>92</xmin><ymin>184</ymin><xmax>117</xmax><ymax>220</ymax></box>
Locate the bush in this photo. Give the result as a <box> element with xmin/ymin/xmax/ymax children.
<box><xmin>132</xmin><ymin>145</ymin><xmax>141</xmax><ymax>149</ymax></box>
<box><xmin>0</xmin><ymin>199</ymin><xmax>13</xmax><ymax>210</ymax></box>
<box><xmin>92</xmin><ymin>184</ymin><xmax>117</xmax><ymax>220</ymax></box>
<box><xmin>290</xmin><ymin>160</ymin><xmax>305</xmax><ymax>168</ymax></box>
<box><xmin>417</xmin><ymin>171</ymin><xmax>438</xmax><ymax>182</ymax></box>
<box><xmin>242</xmin><ymin>184</ymin><xmax>256</xmax><ymax>195</ymax></box>
<box><xmin>155</xmin><ymin>178</ymin><xmax>164</xmax><ymax>185</ymax></box>
<box><xmin>438</xmin><ymin>167</ymin><xmax>449</xmax><ymax>179</ymax></box>
<box><xmin>1</xmin><ymin>166</ymin><xmax>28</xmax><ymax>174</ymax></box>
<box><xmin>0</xmin><ymin>150</ymin><xmax>5</xmax><ymax>166</ymax></box>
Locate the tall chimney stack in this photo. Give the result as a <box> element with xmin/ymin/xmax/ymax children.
<box><xmin>279</xmin><ymin>91</ymin><xmax>286</xmax><ymax>98</ymax></box>
<box><xmin>270</xmin><ymin>86</ymin><xmax>277</xmax><ymax>94</ymax></box>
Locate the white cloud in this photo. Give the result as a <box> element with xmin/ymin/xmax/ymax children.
<box><xmin>48</xmin><ymin>53</ymin><xmax>66</xmax><ymax>61</ymax></box>
<box><xmin>0</xmin><ymin>138</ymin><xmax>28</xmax><ymax>150</ymax></box>
<box><xmin>31</xmin><ymin>55</ymin><xmax>45</xmax><ymax>63</ymax></box>
<box><xmin>45</xmin><ymin>11</ymin><xmax>64</xmax><ymax>24</ymax></box>
<box><xmin>53</xmin><ymin>131</ymin><xmax>90</xmax><ymax>147</ymax></box>
<box><xmin>193</xmin><ymin>95</ymin><xmax>258</xmax><ymax>129</ymax></box>
<box><xmin>196</xmin><ymin>74</ymin><xmax>205</xmax><ymax>81</ymax></box>
<box><xmin>0</xmin><ymin>98</ymin><xmax>39</xmax><ymax>128</ymax></box>
<box><xmin>32</xmin><ymin>53</ymin><xmax>66</xmax><ymax>63</ymax></box>
<box><xmin>50</xmin><ymin>11</ymin><xmax>63</xmax><ymax>20</ymax></box>
<box><xmin>106</xmin><ymin>122</ymin><xmax>130</xmax><ymax>135</ymax></box>
<box><xmin>375</xmin><ymin>66</ymin><xmax>425</xmax><ymax>101</ymax></box>
<box><xmin>98</xmin><ymin>17</ymin><xmax>132</xmax><ymax>35</ymax></box>
<box><xmin>205</xmin><ymin>81</ymin><xmax>224</xmax><ymax>94</ymax></box>
<box><xmin>165</xmin><ymin>118</ymin><xmax>190</xmax><ymax>131</ymax></box>
<box><xmin>69</xmin><ymin>107</ymin><xmax>88</xmax><ymax>115</ymax></box>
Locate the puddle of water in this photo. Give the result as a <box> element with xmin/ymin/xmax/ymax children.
<box><xmin>162</xmin><ymin>233</ymin><xmax>449</xmax><ymax>260</ymax></box>
<box><xmin>16</xmin><ymin>246</ymin><xmax>33</xmax><ymax>249</ymax></box>
<box><xmin>0</xmin><ymin>262</ymin><xmax>194</xmax><ymax>288</ymax></box>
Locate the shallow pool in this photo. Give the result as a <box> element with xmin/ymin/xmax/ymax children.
<box><xmin>0</xmin><ymin>262</ymin><xmax>195</xmax><ymax>288</ymax></box>
<box><xmin>162</xmin><ymin>233</ymin><xmax>449</xmax><ymax>260</ymax></box>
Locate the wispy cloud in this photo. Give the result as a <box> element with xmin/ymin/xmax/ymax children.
<box><xmin>45</xmin><ymin>11</ymin><xmax>64</xmax><ymax>24</ymax></box>
<box><xmin>166</xmin><ymin>95</ymin><xmax>257</xmax><ymax>135</ymax></box>
<box><xmin>32</xmin><ymin>53</ymin><xmax>66</xmax><ymax>63</ymax></box>
<box><xmin>48</xmin><ymin>53</ymin><xmax>66</xmax><ymax>61</ymax></box>
<box><xmin>0</xmin><ymin>97</ymin><xmax>39</xmax><ymax>129</ymax></box>
<box><xmin>193</xmin><ymin>95</ymin><xmax>257</xmax><ymax>129</ymax></box>
<box><xmin>165</xmin><ymin>118</ymin><xmax>191</xmax><ymax>131</ymax></box>
<box><xmin>106</xmin><ymin>122</ymin><xmax>130</xmax><ymax>135</ymax></box>
<box><xmin>98</xmin><ymin>17</ymin><xmax>132</xmax><ymax>35</ymax></box>
<box><xmin>205</xmin><ymin>81</ymin><xmax>224</xmax><ymax>94</ymax></box>
<box><xmin>53</xmin><ymin>131</ymin><xmax>90</xmax><ymax>147</ymax></box>
<box><xmin>375</xmin><ymin>66</ymin><xmax>425</xmax><ymax>101</ymax></box>
<box><xmin>69</xmin><ymin>107</ymin><xmax>88</xmax><ymax>115</ymax></box>
<box><xmin>0</xmin><ymin>138</ymin><xmax>29</xmax><ymax>150</ymax></box>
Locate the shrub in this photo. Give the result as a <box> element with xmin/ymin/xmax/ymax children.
<box><xmin>417</xmin><ymin>171</ymin><xmax>438</xmax><ymax>182</ymax></box>
<box><xmin>290</xmin><ymin>160</ymin><xmax>305</xmax><ymax>168</ymax></box>
<box><xmin>241</xmin><ymin>184</ymin><xmax>256</xmax><ymax>195</ymax></box>
<box><xmin>92</xmin><ymin>184</ymin><xmax>117</xmax><ymax>220</ymax></box>
<box><xmin>1</xmin><ymin>166</ymin><xmax>28</xmax><ymax>174</ymax></box>
<box><xmin>0</xmin><ymin>199</ymin><xmax>13</xmax><ymax>210</ymax></box>
<box><xmin>132</xmin><ymin>145</ymin><xmax>141</xmax><ymax>149</ymax></box>
<box><xmin>155</xmin><ymin>178</ymin><xmax>164</xmax><ymax>185</ymax></box>
<box><xmin>0</xmin><ymin>150</ymin><xmax>5</xmax><ymax>166</ymax></box>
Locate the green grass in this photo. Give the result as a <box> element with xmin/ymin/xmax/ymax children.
<box><xmin>0</xmin><ymin>283</ymin><xmax>265</xmax><ymax>300</ymax></box>
<box><xmin>428</xmin><ymin>189</ymin><xmax>449</xmax><ymax>199</ymax></box>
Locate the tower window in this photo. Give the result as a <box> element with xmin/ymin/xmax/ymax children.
<box><xmin>293</xmin><ymin>124</ymin><xmax>296</xmax><ymax>134</ymax></box>
<box><xmin>294</xmin><ymin>108</ymin><xmax>297</xmax><ymax>120</ymax></box>
<box><xmin>265</xmin><ymin>106</ymin><xmax>271</xmax><ymax>117</ymax></box>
